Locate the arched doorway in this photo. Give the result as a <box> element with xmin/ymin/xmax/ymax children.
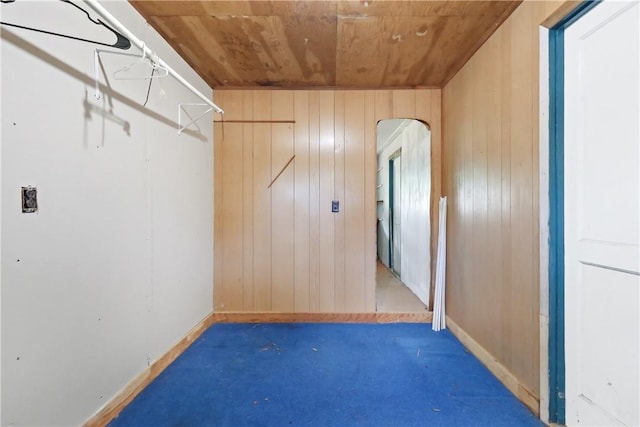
<box><xmin>376</xmin><ymin>119</ymin><xmax>431</xmax><ymax>313</ymax></box>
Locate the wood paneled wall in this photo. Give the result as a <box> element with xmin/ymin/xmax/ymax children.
<box><xmin>214</xmin><ymin>89</ymin><xmax>441</xmax><ymax>313</ymax></box>
<box><xmin>442</xmin><ymin>0</ymin><xmax>570</xmax><ymax>403</ymax></box>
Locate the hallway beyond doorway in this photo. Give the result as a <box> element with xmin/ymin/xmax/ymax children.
<box><xmin>376</xmin><ymin>260</ymin><xmax>427</xmax><ymax>313</ymax></box>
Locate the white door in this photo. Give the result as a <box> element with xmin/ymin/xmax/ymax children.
<box><xmin>564</xmin><ymin>1</ymin><xmax>639</xmax><ymax>425</ymax></box>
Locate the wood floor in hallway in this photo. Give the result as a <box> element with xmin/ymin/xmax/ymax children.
<box><xmin>376</xmin><ymin>260</ymin><xmax>428</xmax><ymax>313</ymax></box>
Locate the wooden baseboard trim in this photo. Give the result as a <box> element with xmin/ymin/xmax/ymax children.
<box><xmin>445</xmin><ymin>316</ymin><xmax>540</xmax><ymax>416</ymax></box>
<box><xmin>211</xmin><ymin>311</ymin><xmax>433</xmax><ymax>323</ymax></box>
<box><xmin>83</xmin><ymin>312</ymin><xmax>215</xmax><ymax>427</ymax></box>
<box><xmin>82</xmin><ymin>311</ymin><xmax>431</xmax><ymax>426</ymax></box>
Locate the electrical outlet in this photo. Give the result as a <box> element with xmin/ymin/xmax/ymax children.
<box><xmin>22</xmin><ymin>186</ymin><xmax>38</xmax><ymax>213</ymax></box>
<box><xmin>332</xmin><ymin>200</ymin><xmax>339</xmax><ymax>213</ymax></box>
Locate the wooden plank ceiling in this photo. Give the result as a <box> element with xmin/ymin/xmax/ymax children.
<box><xmin>130</xmin><ymin>1</ymin><xmax>521</xmax><ymax>89</ymax></box>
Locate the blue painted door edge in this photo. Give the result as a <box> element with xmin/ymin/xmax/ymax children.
<box><xmin>547</xmin><ymin>1</ymin><xmax>601</xmax><ymax>423</ymax></box>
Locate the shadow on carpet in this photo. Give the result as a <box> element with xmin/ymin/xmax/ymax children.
<box><xmin>109</xmin><ymin>323</ymin><xmax>543</xmax><ymax>427</ymax></box>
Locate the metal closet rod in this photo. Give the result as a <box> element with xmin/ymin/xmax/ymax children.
<box><xmin>84</xmin><ymin>0</ymin><xmax>224</xmax><ymax>115</ymax></box>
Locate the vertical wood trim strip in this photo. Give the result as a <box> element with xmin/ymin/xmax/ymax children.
<box><xmin>529</xmin><ymin>7</ymin><xmax>541</xmax><ymax>387</ymax></box>
<box><xmin>213</xmin><ymin>91</ymin><xmax>225</xmax><ymax>310</ymax></box>
<box><xmin>308</xmin><ymin>91</ymin><xmax>321</xmax><ymax>311</ymax></box>
<box><xmin>374</xmin><ymin>90</ymin><xmax>392</xmax><ymax>123</ymax></box>
<box><xmin>484</xmin><ymin>33</ymin><xmax>504</xmax><ymax>355</ymax></box>
<box><xmin>458</xmin><ymin>58</ymin><xmax>474</xmax><ymax>331</ymax></box>
<box><xmin>242</xmin><ymin>90</ymin><xmax>255</xmax><ymax>311</ymax></box>
<box><xmin>364</xmin><ymin>90</ymin><xmax>377</xmax><ymax>312</ymax></box>
<box><xmin>344</xmin><ymin>91</ymin><xmax>367</xmax><ymax>311</ymax></box>
<box><xmin>220</xmin><ymin>91</ymin><xmax>244</xmax><ymax>311</ymax></box>
<box><xmin>509</xmin><ymin>2</ymin><xmax>536</xmax><ymax>387</ymax></box>
<box><xmin>270</xmin><ymin>91</ymin><xmax>295</xmax><ymax>311</ymax></box>
<box><xmin>318</xmin><ymin>91</ymin><xmax>335</xmax><ymax>312</ymax></box>
<box><xmin>294</xmin><ymin>91</ymin><xmax>311</xmax><ymax>312</ymax></box>
<box><xmin>431</xmin><ymin>90</ymin><xmax>443</xmax><ymax>309</ymax></box>
<box><xmin>416</xmin><ymin>89</ymin><xmax>434</xmax><ymax>308</ymax></box>
<box><xmin>253</xmin><ymin>90</ymin><xmax>272</xmax><ymax>311</ymax></box>
<box><xmin>333</xmin><ymin>91</ymin><xmax>346</xmax><ymax>311</ymax></box>
<box><xmin>500</xmin><ymin>17</ymin><xmax>513</xmax><ymax>372</ymax></box>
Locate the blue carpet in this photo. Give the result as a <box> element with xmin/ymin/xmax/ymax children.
<box><xmin>109</xmin><ymin>323</ymin><xmax>543</xmax><ymax>427</ymax></box>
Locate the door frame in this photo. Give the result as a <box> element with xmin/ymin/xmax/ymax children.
<box><xmin>547</xmin><ymin>1</ymin><xmax>602</xmax><ymax>423</ymax></box>
<box><xmin>388</xmin><ymin>148</ymin><xmax>402</xmax><ymax>275</ymax></box>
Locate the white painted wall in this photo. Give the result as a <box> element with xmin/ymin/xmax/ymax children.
<box><xmin>0</xmin><ymin>2</ymin><xmax>214</xmax><ymax>426</ymax></box>
<box><xmin>376</xmin><ymin>120</ymin><xmax>431</xmax><ymax>306</ymax></box>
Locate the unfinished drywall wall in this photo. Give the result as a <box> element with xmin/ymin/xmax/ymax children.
<box><xmin>0</xmin><ymin>2</ymin><xmax>213</xmax><ymax>425</ymax></box>
<box><xmin>442</xmin><ymin>0</ymin><xmax>572</xmax><ymax>410</ymax></box>
<box><xmin>377</xmin><ymin>120</ymin><xmax>431</xmax><ymax>306</ymax></box>
<box><xmin>213</xmin><ymin>89</ymin><xmax>441</xmax><ymax>313</ymax></box>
